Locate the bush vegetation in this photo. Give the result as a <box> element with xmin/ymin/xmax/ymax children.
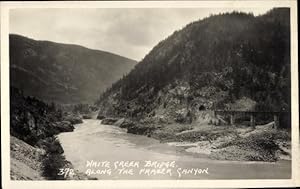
<box><xmin>41</xmin><ymin>137</ymin><xmax>68</xmax><ymax>180</ymax></box>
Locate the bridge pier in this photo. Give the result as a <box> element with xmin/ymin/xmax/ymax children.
<box><xmin>250</xmin><ymin>114</ymin><xmax>255</xmax><ymax>128</ymax></box>
<box><xmin>230</xmin><ymin>114</ymin><xmax>235</xmax><ymax>126</ymax></box>
<box><xmin>274</xmin><ymin>114</ymin><xmax>279</xmax><ymax>129</ymax></box>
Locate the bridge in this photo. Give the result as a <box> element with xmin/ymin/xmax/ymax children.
<box><xmin>213</xmin><ymin>110</ymin><xmax>290</xmax><ymax>129</ymax></box>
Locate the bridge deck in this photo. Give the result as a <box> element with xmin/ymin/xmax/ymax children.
<box><xmin>212</xmin><ymin>110</ymin><xmax>290</xmax><ymax>129</ymax></box>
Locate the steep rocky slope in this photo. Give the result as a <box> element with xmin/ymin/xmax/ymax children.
<box><xmin>10</xmin><ymin>136</ymin><xmax>45</xmax><ymax>180</ymax></box>
<box><xmin>10</xmin><ymin>87</ymin><xmax>94</xmax><ymax>180</ymax></box>
<box><xmin>97</xmin><ymin>8</ymin><xmax>290</xmax><ymax>125</ymax></box>
<box><xmin>10</xmin><ymin>87</ymin><xmax>73</xmax><ymax>145</ymax></box>
<box><xmin>10</xmin><ymin>34</ymin><xmax>137</xmax><ymax>104</ymax></box>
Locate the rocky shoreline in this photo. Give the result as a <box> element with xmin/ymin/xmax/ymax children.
<box><xmin>10</xmin><ymin>117</ymin><xmax>95</xmax><ymax>180</ymax></box>
<box><xmin>10</xmin><ymin>135</ymin><xmax>93</xmax><ymax>180</ymax></box>
<box><xmin>99</xmin><ymin>116</ymin><xmax>291</xmax><ymax>162</ymax></box>
<box><xmin>10</xmin><ymin>87</ymin><xmax>95</xmax><ymax>180</ymax></box>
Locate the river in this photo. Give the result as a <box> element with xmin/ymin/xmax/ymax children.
<box><xmin>58</xmin><ymin>119</ymin><xmax>291</xmax><ymax>180</ymax></box>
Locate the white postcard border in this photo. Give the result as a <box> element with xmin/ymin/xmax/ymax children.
<box><xmin>1</xmin><ymin>1</ymin><xmax>298</xmax><ymax>188</ymax></box>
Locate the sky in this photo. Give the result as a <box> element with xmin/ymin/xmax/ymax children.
<box><xmin>10</xmin><ymin>8</ymin><xmax>273</xmax><ymax>61</ymax></box>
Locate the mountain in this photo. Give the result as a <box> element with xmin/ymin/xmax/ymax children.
<box><xmin>96</xmin><ymin>8</ymin><xmax>290</xmax><ymax>123</ymax></box>
<box><xmin>10</xmin><ymin>34</ymin><xmax>137</xmax><ymax>104</ymax></box>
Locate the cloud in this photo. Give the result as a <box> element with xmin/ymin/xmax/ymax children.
<box><xmin>10</xmin><ymin>8</ymin><xmax>272</xmax><ymax>61</ymax></box>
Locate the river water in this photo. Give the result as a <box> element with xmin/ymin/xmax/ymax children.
<box><xmin>58</xmin><ymin>119</ymin><xmax>291</xmax><ymax>180</ymax></box>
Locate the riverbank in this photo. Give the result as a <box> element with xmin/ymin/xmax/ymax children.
<box><xmin>10</xmin><ymin>115</ymin><xmax>92</xmax><ymax>180</ymax></box>
<box><xmin>100</xmin><ymin>117</ymin><xmax>291</xmax><ymax>162</ymax></box>
<box><xmin>10</xmin><ymin>135</ymin><xmax>94</xmax><ymax>180</ymax></box>
<box><xmin>10</xmin><ymin>87</ymin><xmax>94</xmax><ymax>180</ymax></box>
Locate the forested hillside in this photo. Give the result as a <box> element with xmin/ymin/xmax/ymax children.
<box><xmin>97</xmin><ymin>8</ymin><xmax>290</xmax><ymax>122</ymax></box>
<box><xmin>10</xmin><ymin>35</ymin><xmax>137</xmax><ymax>104</ymax></box>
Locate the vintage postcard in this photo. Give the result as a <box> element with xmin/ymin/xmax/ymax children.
<box><xmin>1</xmin><ymin>0</ymin><xmax>299</xmax><ymax>188</ymax></box>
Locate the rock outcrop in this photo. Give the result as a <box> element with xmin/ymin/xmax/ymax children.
<box><xmin>101</xmin><ymin>118</ymin><xmax>119</xmax><ymax>125</ymax></box>
<box><xmin>64</xmin><ymin>114</ymin><xmax>83</xmax><ymax>125</ymax></box>
<box><xmin>97</xmin><ymin>114</ymin><xmax>106</xmax><ymax>120</ymax></box>
<box><xmin>114</xmin><ymin>118</ymin><xmax>135</xmax><ymax>128</ymax></box>
<box><xmin>53</xmin><ymin>121</ymin><xmax>74</xmax><ymax>132</ymax></box>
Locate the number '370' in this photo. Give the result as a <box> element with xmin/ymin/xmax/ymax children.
<box><xmin>58</xmin><ymin>168</ymin><xmax>75</xmax><ymax>178</ymax></box>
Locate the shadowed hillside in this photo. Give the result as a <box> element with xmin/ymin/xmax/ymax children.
<box><xmin>10</xmin><ymin>34</ymin><xmax>137</xmax><ymax>104</ymax></box>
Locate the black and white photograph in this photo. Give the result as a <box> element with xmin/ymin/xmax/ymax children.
<box><xmin>1</xmin><ymin>0</ymin><xmax>299</xmax><ymax>188</ymax></box>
